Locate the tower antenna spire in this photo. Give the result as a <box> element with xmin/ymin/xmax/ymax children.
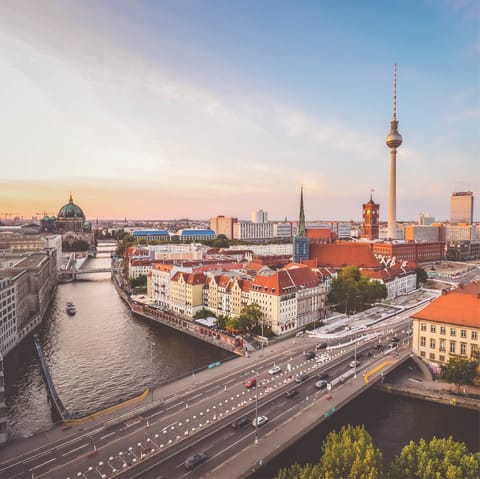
<box><xmin>393</xmin><ymin>63</ymin><xmax>397</xmax><ymax>120</ymax></box>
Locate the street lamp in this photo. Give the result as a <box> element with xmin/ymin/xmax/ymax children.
<box><xmin>150</xmin><ymin>341</ymin><xmax>156</xmax><ymax>402</ymax></box>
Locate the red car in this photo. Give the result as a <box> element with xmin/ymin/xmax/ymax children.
<box><xmin>244</xmin><ymin>377</ymin><xmax>257</xmax><ymax>388</ymax></box>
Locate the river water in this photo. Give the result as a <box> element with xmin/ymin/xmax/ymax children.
<box><xmin>4</xmin><ymin>245</ymin><xmax>479</xmax><ymax>472</ymax></box>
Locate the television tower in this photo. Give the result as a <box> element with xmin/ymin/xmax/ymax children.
<box><xmin>386</xmin><ymin>64</ymin><xmax>402</xmax><ymax>240</ymax></box>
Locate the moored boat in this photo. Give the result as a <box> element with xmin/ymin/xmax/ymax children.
<box><xmin>66</xmin><ymin>302</ymin><xmax>76</xmax><ymax>315</ymax></box>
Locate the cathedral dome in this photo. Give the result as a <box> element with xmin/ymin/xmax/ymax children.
<box><xmin>57</xmin><ymin>194</ymin><xmax>85</xmax><ymax>219</ymax></box>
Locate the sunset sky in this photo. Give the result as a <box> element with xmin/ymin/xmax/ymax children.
<box><xmin>0</xmin><ymin>0</ymin><xmax>478</xmax><ymax>222</ymax></box>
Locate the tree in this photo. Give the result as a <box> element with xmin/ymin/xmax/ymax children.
<box><xmin>318</xmin><ymin>425</ymin><xmax>384</xmax><ymax>479</ymax></box>
<box><xmin>116</xmin><ymin>233</ymin><xmax>135</xmax><ymax>257</ymax></box>
<box><xmin>130</xmin><ymin>274</ymin><xmax>147</xmax><ymax>290</ymax></box>
<box><xmin>328</xmin><ymin>267</ymin><xmax>387</xmax><ymax>314</ymax></box>
<box><xmin>440</xmin><ymin>357</ymin><xmax>477</xmax><ymax>393</ymax></box>
<box><xmin>388</xmin><ymin>436</ymin><xmax>480</xmax><ymax>479</ymax></box>
<box><xmin>275</xmin><ymin>463</ymin><xmax>322</xmax><ymax>479</ymax></box>
<box><xmin>415</xmin><ymin>266</ymin><xmax>428</xmax><ymax>287</ymax></box>
<box><xmin>229</xmin><ymin>303</ymin><xmax>264</xmax><ymax>334</ymax></box>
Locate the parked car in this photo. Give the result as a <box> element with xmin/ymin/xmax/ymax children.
<box><xmin>315</xmin><ymin>342</ymin><xmax>328</xmax><ymax>350</ymax></box>
<box><xmin>243</xmin><ymin>377</ymin><xmax>257</xmax><ymax>388</ymax></box>
<box><xmin>285</xmin><ymin>389</ymin><xmax>299</xmax><ymax>398</ymax></box>
<box><xmin>317</xmin><ymin>372</ymin><xmax>329</xmax><ymax>380</ymax></box>
<box><xmin>374</xmin><ymin>344</ymin><xmax>384</xmax><ymax>350</ymax></box>
<box><xmin>295</xmin><ymin>330</ymin><xmax>305</xmax><ymax>337</ymax></box>
<box><xmin>304</xmin><ymin>351</ymin><xmax>316</xmax><ymax>360</ymax></box>
<box><xmin>184</xmin><ymin>452</ymin><xmax>208</xmax><ymax>470</ymax></box>
<box><xmin>295</xmin><ymin>373</ymin><xmax>309</xmax><ymax>383</ymax></box>
<box><xmin>252</xmin><ymin>415</ymin><xmax>269</xmax><ymax>427</ymax></box>
<box><xmin>231</xmin><ymin>416</ymin><xmax>250</xmax><ymax>429</ymax></box>
<box><xmin>268</xmin><ymin>364</ymin><xmax>282</xmax><ymax>375</ymax></box>
<box><xmin>392</xmin><ymin>336</ymin><xmax>400</xmax><ymax>343</ymax></box>
<box><xmin>349</xmin><ymin>360</ymin><xmax>360</xmax><ymax>368</ymax></box>
<box><xmin>315</xmin><ymin>379</ymin><xmax>328</xmax><ymax>389</ymax></box>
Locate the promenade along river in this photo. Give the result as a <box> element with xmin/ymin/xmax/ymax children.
<box><xmin>4</xmin><ymin>246</ymin><xmax>479</xmax><ymax>470</ymax></box>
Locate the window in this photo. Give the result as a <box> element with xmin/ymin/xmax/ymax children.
<box><xmin>450</xmin><ymin>328</ymin><xmax>456</xmax><ymax>337</ymax></box>
<box><xmin>439</xmin><ymin>339</ymin><xmax>446</xmax><ymax>352</ymax></box>
<box><xmin>440</xmin><ymin>326</ymin><xmax>446</xmax><ymax>335</ymax></box>
<box><xmin>450</xmin><ymin>341</ymin><xmax>456</xmax><ymax>354</ymax></box>
<box><xmin>460</xmin><ymin>343</ymin><xmax>467</xmax><ymax>356</ymax></box>
<box><xmin>461</xmin><ymin>330</ymin><xmax>467</xmax><ymax>338</ymax></box>
<box><xmin>420</xmin><ymin>351</ymin><xmax>426</xmax><ymax>357</ymax></box>
<box><xmin>439</xmin><ymin>355</ymin><xmax>445</xmax><ymax>362</ymax></box>
<box><xmin>420</xmin><ymin>336</ymin><xmax>426</xmax><ymax>347</ymax></box>
<box><xmin>420</xmin><ymin>323</ymin><xmax>427</xmax><ymax>332</ymax></box>
<box><xmin>430</xmin><ymin>338</ymin><xmax>436</xmax><ymax>349</ymax></box>
<box><xmin>430</xmin><ymin>325</ymin><xmax>436</xmax><ymax>333</ymax></box>
<box><xmin>429</xmin><ymin>353</ymin><xmax>435</xmax><ymax>360</ymax></box>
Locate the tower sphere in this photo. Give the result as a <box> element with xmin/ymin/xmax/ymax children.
<box><xmin>386</xmin><ymin>122</ymin><xmax>403</xmax><ymax>148</ymax></box>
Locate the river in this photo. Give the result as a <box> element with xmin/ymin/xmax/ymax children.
<box><xmin>3</xmin><ymin>245</ymin><xmax>478</xmax><ymax>474</ymax></box>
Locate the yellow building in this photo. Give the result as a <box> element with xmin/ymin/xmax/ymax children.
<box><xmin>412</xmin><ymin>283</ymin><xmax>480</xmax><ymax>371</ymax></box>
<box><xmin>169</xmin><ymin>272</ymin><xmax>206</xmax><ymax>317</ymax></box>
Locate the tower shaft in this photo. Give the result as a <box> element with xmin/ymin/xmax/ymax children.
<box><xmin>387</xmin><ymin>148</ymin><xmax>397</xmax><ymax>239</ymax></box>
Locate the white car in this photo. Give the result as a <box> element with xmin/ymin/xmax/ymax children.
<box><xmin>252</xmin><ymin>415</ymin><xmax>269</xmax><ymax>427</ymax></box>
<box><xmin>268</xmin><ymin>365</ymin><xmax>282</xmax><ymax>375</ymax></box>
<box><xmin>349</xmin><ymin>360</ymin><xmax>360</xmax><ymax>368</ymax></box>
<box><xmin>315</xmin><ymin>353</ymin><xmax>330</xmax><ymax>363</ymax></box>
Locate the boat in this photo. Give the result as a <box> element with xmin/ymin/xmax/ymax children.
<box><xmin>66</xmin><ymin>302</ymin><xmax>76</xmax><ymax>315</ymax></box>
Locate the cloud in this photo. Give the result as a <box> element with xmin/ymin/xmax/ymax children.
<box><xmin>445</xmin><ymin>109</ymin><xmax>480</xmax><ymax>122</ymax></box>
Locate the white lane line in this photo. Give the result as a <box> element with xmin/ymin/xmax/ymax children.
<box><xmin>62</xmin><ymin>443</ymin><xmax>88</xmax><ymax>456</ymax></box>
<box><xmin>31</xmin><ymin>457</ymin><xmax>57</xmax><ymax>470</ymax></box>
<box><xmin>166</xmin><ymin>402</ymin><xmax>184</xmax><ymax>411</ymax></box>
<box><xmin>100</xmin><ymin>432</ymin><xmax>116</xmax><ymax>440</ymax></box>
<box><xmin>190</xmin><ymin>393</ymin><xmax>203</xmax><ymax>400</ymax></box>
<box><xmin>146</xmin><ymin>409</ymin><xmax>164</xmax><ymax>418</ymax></box>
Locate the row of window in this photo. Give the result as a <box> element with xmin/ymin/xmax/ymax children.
<box><xmin>420</xmin><ymin>323</ymin><xmax>477</xmax><ymax>340</ymax></box>
<box><xmin>419</xmin><ymin>336</ymin><xmax>469</xmax><ymax>355</ymax></box>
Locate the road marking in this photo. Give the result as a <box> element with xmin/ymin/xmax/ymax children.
<box><xmin>62</xmin><ymin>443</ymin><xmax>88</xmax><ymax>456</ymax></box>
<box><xmin>190</xmin><ymin>393</ymin><xmax>203</xmax><ymax>400</ymax></box>
<box><xmin>100</xmin><ymin>432</ymin><xmax>116</xmax><ymax>440</ymax></box>
<box><xmin>31</xmin><ymin>457</ymin><xmax>57</xmax><ymax>469</ymax></box>
<box><xmin>166</xmin><ymin>402</ymin><xmax>184</xmax><ymax>411</ymax></box>
<box><xmin>146</xmin><ymin>409</ymin><xmax>164</xmax><ymax>418</ymax></box>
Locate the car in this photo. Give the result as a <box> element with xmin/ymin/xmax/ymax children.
<box><xmin>285</xmin><ymin>389</ymin><xmax>299</xmax><ymax>398</ymax></box>
<box><xmin>295</xmin><ymin>330</ymin><xmax>305</xmax><ymax>337</ymax></box>
<box><xmin>268</xmin><ymin>364</ymin><xmax>282</xmax><ymax>375</ymax></box>
<box><xmin>391</xmin><ymin>336</ymin><xmax>400</xmax><ymax>343</ymax></box>
<box><xmin>243</xmin><ymin>377</ymin><xmax>257</xmax><ymax>388</ymax></box>
<box><xmin>349</xmin><ymin>360</ymin><xmax>360</xmax><ymax>368</ymax></box>
<box><xmin>184</xmin><ymin>452</ymin><xmax>208</xmax><ymax>470</ymax></box>
<box><xmin>315</xmin><ymin>342</ymin><xmax>328</xmax><ymax>350</ymax></box>
<box><xmin>304</xmin><ymin>351</ymin><xmax>316</xmax><ymax>360</ymax></box>
<box><xmin>252</xmin><ymin>415</ymin><xmax>269</xmax><ymax>427</ymax></box>
<box><xmin>374</xmin><ymin>344</ymin><xmax>384</xmax><ymax>350</ymax></box>
<box><xmin>317</xmin><ymin>372</ymin><xmax>329</xmax><ymax>380</ymax></box>
<box><xmin>295</xmin><ymin>373</ymin><xmax>309</xmax><ymax>383</ymax></box>
<box><xmin>231</xmin><ymin>416</ymin><xmax>250</xmax><ymax>429</ymax></box>
<box><xmin>315</xmin><ymin>379</ymin><xmax>328</xmax><ymax>389</ymax></box>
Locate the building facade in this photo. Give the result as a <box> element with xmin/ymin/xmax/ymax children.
<box><xmin>450</xmin><ymin>191</ymin><xmax>474</xmax><ymax>224</ymax></box>
<box><xmin>412</xmin><ymin>283</ymin><xmax>480</xmax><ymax>372</ymax></box>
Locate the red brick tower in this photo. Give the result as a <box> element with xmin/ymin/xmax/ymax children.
<box><xmin>362</xmin><ymin>189</ymin><xmax>380</xmax><ymax>240</ymax></box>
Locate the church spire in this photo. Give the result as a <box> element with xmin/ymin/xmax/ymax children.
<box><xmin>297</xmin><ymin>185</ymin><xmax>306</xmax><ymax>237</ymax></box>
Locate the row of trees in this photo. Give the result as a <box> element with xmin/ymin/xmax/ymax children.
<box><xmin>275</xmin><ymin>425</ymin><xmax>479</xmax><ymax>479</ymax></box>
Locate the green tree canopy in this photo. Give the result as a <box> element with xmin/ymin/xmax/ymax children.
<box><xmin>229</xmin><ymin>303</ymin><xmax>264</xmax><ymax>334</ymax></box>
<box><xmin>319</xmin><ymin>424</ymin><xmax>384</xmax><ymax>479</ymax></box>
<box><xmin>415</xmin><ymin>266</ymin><xmax>428</xmax><ymax>287</ymax></box>
<box><xmin>328</xmin><ymin>266</ymin><xmax>387</xmax><ymax>314</ymax></box>
<box><xmin>275</xmin><ymin>462</ymin><xmax>322</xmax><ymax>479</ymax></box>
<box><xmin>440</xmin><ymin>356</ymin><xmax>478</xmax><ymax>393</ymax></box>
<box><xmin>116</xmin><ymin>233</ymin><xmax>135</xmax><ymax>257</ymax></box>
<box><xmin>388</xmin><ymin>436</ymin><xmax>480</xmax><ymax>479</ymax></box>
<box><xmin>130</xmin><ymin>274</ymin><xmax>147</xmax><ymax>290</ymax></box>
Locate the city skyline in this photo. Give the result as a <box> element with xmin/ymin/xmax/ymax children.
<box><xmin>1</xmin><ymin>0</ymin><xmax>478</xmax><ymax>222</ymax></box>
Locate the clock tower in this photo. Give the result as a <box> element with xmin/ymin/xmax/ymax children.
<box><xmin>362</xmin><ymin>190</ymin><xmax>380</xmax><ymax>240</ymax></box>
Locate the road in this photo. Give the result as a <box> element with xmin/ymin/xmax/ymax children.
<box><xmin>0</xmin><ymin>295</ymin><xmax>429</xmax><ymax>479</ymax></box>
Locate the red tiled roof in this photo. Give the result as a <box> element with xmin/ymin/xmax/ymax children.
<box><xmin>251</xmin><ymin>267</ymin><xmax>319</xmax><ymax>296</ymax></box>
<box><xmin>413</xmin><ymin>282</ymin><xmax>480</xmax><ymax>328</ymax></box>
<box><xmin>309</xmin><ymin>243</ymin><xmax>381</xmax><ymax>269</ymax></box>
<box><xmin>306</xmin><ymin>228</ymin><xmax>332</xmax><ymax>241</ymax></box>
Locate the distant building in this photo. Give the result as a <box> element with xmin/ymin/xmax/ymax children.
<box><xmin>371</xmin><ymin>241</ymin><xmax>445</xmax><ymax>263</ymax></box>
<box><xmin>273</xmin><ymin>222</ymin><xmax>292</xmax><ymax>239</ymax></box>
<box><xmin>361</xmin><ymin>191</ymin><xmax>380</xmax><ymax>240</ymax></box>
<box><xmin>252</xmin><ymin>209</ymin><xmax>268</xmax><ymax>223</ymax></box>
<box><xmin>132</xmin><ymin>230</ymin><xmax>170</xmax><ymax>241</ymax></box>
<box><xmin>293</xmin><ymin>186</ymin><xmax>309</xmax><ymax>263</ymax></box>
<box><xmin>450</xmin><ymin>191</ymin><xmax>474</xmax><ymax>224</ymax></box>
<box><xmin>412</xmin><ymin>282</ymin><xmax>480</xmax><ymax>371</ymax></box>
<box><xmin>419</xmin><ymin>213</ymin><xmax>435</xmax><ymax>226</ymax></box>
<box><xmin>178</xmin><ymin>229</ymin><xmax>216</xmax><ymax>242</ymax></box>
<box><xmin>209</xmin><ymin>216</ymin><xmax>238</xmax><ymax>239</ymax></box>
<box><xmin>404</xmin><ymin>225</ymin><xmax>441</xmax><ymax>242</ymax></box>
<box><xmin>233</xmin><ymin>222</ymin><xmax>273</xmax><ymax>241</ymax></box>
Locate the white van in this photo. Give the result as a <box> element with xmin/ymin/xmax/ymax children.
<box><xmin>295</xmin><ymin>330</ymin><xmax>305</xmax><ymax>337</ymax></box>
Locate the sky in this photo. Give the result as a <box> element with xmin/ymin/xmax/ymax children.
<box><xmin>0</xmin><ymin>0</ymin><xmax>478</xmax><ymax>222</ymax></box>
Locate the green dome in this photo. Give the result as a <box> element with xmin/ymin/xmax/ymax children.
<box><xmin>57</xmin><ymin>194</ymin><xmax>85</xmax><ymax>219</ymax></box>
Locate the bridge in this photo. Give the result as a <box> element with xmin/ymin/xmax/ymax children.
<box><xmin>2</xmin><ymin>330</ymin><xmax>418</xmax><ymax>479</ymax></box>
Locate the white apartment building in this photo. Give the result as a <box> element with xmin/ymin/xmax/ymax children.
<box><xmin>273</xmin><ymin>222</ymin><xmax>292</xmax><ymax>239</ymax></box>
<box><xmin>445</xmin><ymin>225</ymin><xmax>475</xmax><ymax>241</ymax></box>
<box><xmin>252</xmin><ymin>209</ymin><xmax>268</xmax><ymax>223</ymax></box>
<box><xmin>233</xmin><ymin>222</ymin><xmax>274</xmax><ymax>241</ymax></box>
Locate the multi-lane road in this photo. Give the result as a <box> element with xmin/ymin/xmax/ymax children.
<box><xmin>0</xmin><ymin>295</ymin><xmax>429</xmax><ymax>479</ymax></box>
